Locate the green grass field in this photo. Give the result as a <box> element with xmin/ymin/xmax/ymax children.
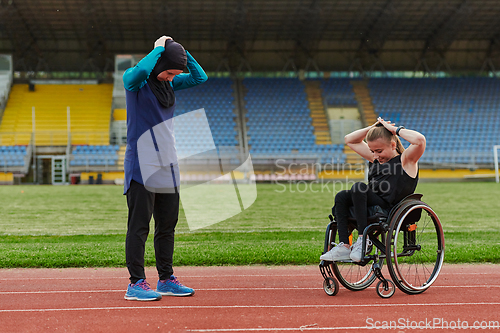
<box><xmin>0</xmin><ymin>182</ymin><xmax>499</xmax><ymax>268</ymax></box>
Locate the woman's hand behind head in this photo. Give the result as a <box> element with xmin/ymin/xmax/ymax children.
<box><xmin>154</xmin><ymin>36</ymin><xmax>173</xmax><ymax>49</ymax></box>
<box><xmin>378</xmin><ymin>117</ymin><xmax>397</xmax><ymax>135</ymax></box>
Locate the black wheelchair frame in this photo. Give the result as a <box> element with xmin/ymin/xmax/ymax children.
<box><xmin>319</xmin><ymin>193</ymin><xmax>445</xmax><ymax>298</ymax></box>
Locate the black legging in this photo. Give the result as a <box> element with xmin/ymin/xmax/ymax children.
<box><xmin>334</xmin><ymin>182</ymin><xmax>388</xmax><ymax>244</ymax></box>
<box><xmin>126</xmin><ymin>180</ymin><xmax>179</xmax><ymax>284</ymax></box>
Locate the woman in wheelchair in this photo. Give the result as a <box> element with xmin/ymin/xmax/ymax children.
<box><xmin>320</xmin><ymin>117</ymin><xmax>426</xmax><ymax>263</ymax></box>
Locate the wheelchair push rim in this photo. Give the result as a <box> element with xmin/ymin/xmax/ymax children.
<box><xmin>331</xmin><ymin>230</ymin><xmax>385</xmax><ymax>291</ymax></box>
<box><xmin>387</xmin><ymin>202</ymin><xmax>445</xmax><ymax>294</ymax></box>
<box><xmin>332</xmin><ymin>261</ymin><xmax>378</xmax><ymax>291</ymax></box>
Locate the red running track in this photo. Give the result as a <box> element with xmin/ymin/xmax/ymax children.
<box><xmin>0</xmin><ymin>265</ymin><xmax>499</xmax><ymax>332</ymax></box>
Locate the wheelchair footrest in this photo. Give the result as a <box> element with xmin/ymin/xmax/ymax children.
<box><xmin>319</xmin><ymin>261</ymin><xmax>334</xmax><ymax>280</ymax></box>
<box><xmin>320</xmin><ymin>261</ymin><xmax>340</xmax><ymax>296</ymax></box>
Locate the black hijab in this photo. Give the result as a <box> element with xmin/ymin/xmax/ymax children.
<box><xmin>147</xmin><ymin>39</ymin><xmax>187</xmax><ymax>108</ymax></box>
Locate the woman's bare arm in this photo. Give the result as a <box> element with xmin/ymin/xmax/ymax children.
<box><xmin>378</xmin><ymin>118</ymin><xmax>426</xmax><ymax>177</ymax></box>
<box><xmin>344</xmin><ymin>121</ymin><xmax>380</xmax><ymax>162</ymax></box>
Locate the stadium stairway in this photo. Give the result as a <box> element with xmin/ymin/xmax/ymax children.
<box><xmin>243</xmin><ymin>78</ymin><xmax>345</xmax><ymax>165</ymax></box>
<box><xmin>117</xmin><ymin>145</ymin><xmax>125</xmax><ymax>170</ymax></box>
<box><xmin>303</xmin><ymin>80</ymin><xmax>331</xmax><ymax>145</ymax></box>
<box><xmin>110</xmin><ymin>108</ymin><xmax>126</xmax><ymax>144</ymax></box>
<box><xmin>346</xmin><ymin>80</ymin><xmax>377</xmax><ymax>165</ymax></box>
<box><xmin>351</xmin><ymin>80</ymin><xmax>377</xmax><ymax>126</ymax></box>
<box><xmin>112</xmin><ymin>108</ymin><xmax>126</xmax><ymax>122</ymax></box>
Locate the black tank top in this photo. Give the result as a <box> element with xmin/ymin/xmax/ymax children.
<box><xmin>368</xmin><ymin>154</ymin><xmax>419</xmax><ymax>206</ymax></box>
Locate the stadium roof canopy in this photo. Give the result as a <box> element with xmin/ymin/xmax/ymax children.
<box><xmin>1</xmin><ymin>0</ymin><xmax>500</xmax><ymax>73</ymax></box>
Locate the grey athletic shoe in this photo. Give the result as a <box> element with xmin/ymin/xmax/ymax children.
<box><xmin>350</xmin><ymin>236</ymin><xmax>373</xmax><ymax>262</ymax></box>
<box><xmin>320</xmin><ymin>242</ymin><xmax>351</xmax><ymax>261</ymax></box>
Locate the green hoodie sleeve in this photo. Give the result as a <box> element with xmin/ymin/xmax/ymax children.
<box><xmin>122</xmin><ymin>46</ymin><xmax>164</xmax><ymax>92</ymax></box>
<box><xmin>171</xmin><ymin>50</ymin><xmax>208</xmax><ymax>91</ymax></box>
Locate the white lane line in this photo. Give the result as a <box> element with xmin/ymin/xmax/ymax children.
<box><xmin>0</xmin><ymin>290</ymin><xmax>124</xmax><ymax>295</ymax></box>
<box><xmin>0</xmin><ymin>275</ymin><xmax>318</xmax><ymax>281</ymax></box>
<box><xmin>0</xmin><ymin>271</ymin><xmax>497</xmax><ymax>281</ymax></box>
<box><xmin>0</xmin><ymin>288</ymin><xmax>317</xmax><ymax>295</ymax></box>
<box><xmin>1</xmin><ymin>302</ymin><xmax>500</xmax><ymax>313</ymax></box>
<box><xmin>187</xmin><ymin>328</ymin><xmax>370</xmax><ymax>332</ymax></box>
<box><xmin>0</xmin><ymin>285</ymin><xmax>499</xmax><ymax>295</ymax></box>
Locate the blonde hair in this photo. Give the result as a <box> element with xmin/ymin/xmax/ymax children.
<box><xmin>366</xmin><ymin>123</ymin><xmax>405</xmax><ymax>154</ymax></box>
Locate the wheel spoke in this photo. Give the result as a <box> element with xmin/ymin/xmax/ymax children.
<box><xmin>388</xmin><ymin>202</ymin><xmax>444</xmax><ymax>294</ymax></box>
<box><xmin>333</xmin><ymin>230</ymin><xmax>384</xmax><ymax>291</ymax></box>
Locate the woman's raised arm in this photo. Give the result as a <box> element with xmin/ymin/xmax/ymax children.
<box><xmin>378</xmin><ymin>117</ymin><xmax>426</xmax><ymax>177</ymax></box>
<box><xmin>344</xmin><ymin>121</ymin><xmax>381</xmax><ymax>162</ymax></box>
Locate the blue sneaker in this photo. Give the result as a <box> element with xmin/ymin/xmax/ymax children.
<box><xmin>124</xmin><ymin>279</ymin><xmax>162</xmax><ymax>301</ymax></box>
<box><xmin>156</xmin><ymin>275</ymin><xmax>195</xmax><ymax>296</ymax></box>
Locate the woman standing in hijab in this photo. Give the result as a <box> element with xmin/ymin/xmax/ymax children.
<box><xmin>122</xmin><ymin>36</ymin><xmax>207</xmax><ymax>301</ymax></box>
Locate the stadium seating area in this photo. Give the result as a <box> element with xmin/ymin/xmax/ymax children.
<box><xmin>243</xmin><ymin>78</ymin><xmax>345</xmax><ymax>164</ymax></box>
<box><xmin>70</xmin><ymin>145</ymin><xmax>119</xmax><ymax>167</ymax></box>
<box><xmin>0</xmin><ymin>84</ymin><xmax>113</xmax><ymax>146</ymax></box>
<box><xmin>0</xmin><ymin>145</ymin><xmax>27</xmax><ymax>168</ymax></box>
<box><xmin>319</xmin><ymin>78</ymin><xmax>358</xmax><ymax>106</ymax></box>
<box><xmin>1</xmin><ymin>77</ymin><xmax>499</xmax><ymax>178</ymax></box>
<box><xmin>369</xmin><ymin>78</ymin><xmax>500</xmax><ymax>164</ymax></box>
<box><xmin>174</xmin><ymin>78</ymin><xmax>239</xmax><ymax>156</ymax></box>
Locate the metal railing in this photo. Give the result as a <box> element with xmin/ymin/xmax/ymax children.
<box><xmin>68</xmin><ymin>155</ymin><xmax>121</xmax><ymax>173</ymax></box>
<box><xmin>420</xmin><ymin>151</ymin><xmax>495</xmax><ymax>169</ymax></box>
<box><xmin>69</xmin><ymin>132</ymin><xmax>110</xmax><ymax>146</ymax></box>
<box><xmin>0</xmin><ymin>132</ymin><xmax>32</xmax><ymax>146</ymax></box>
<box><xmin>0</xmin><ymin>131</ymin><xmax>110</xmax><ymax>146</ymax></box>
<box><xmin>328</xmin><ymin>120</ymin><xmax>362</xmax><ymax>144</ymax></box>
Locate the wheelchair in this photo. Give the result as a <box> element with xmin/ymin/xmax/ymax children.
<box><xmin>319</xmin><ymin>193</ymin><xmax>445</xmax><ymax>298</ymax></box>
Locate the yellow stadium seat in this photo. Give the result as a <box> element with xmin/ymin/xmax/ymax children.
<box><xmin>0</xmin><ymin>84</ymin><xmax>113</xmax><ymax>146</ymax></box>
<box><xmin>113</xmin><ymin>108</ymin><xmax>127</xmax><ymax>121</ymax></box>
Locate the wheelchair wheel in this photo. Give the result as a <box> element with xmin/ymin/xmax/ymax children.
<box><xmin>323</xmin><ymin>277</ymin><xmax>339</xmax><ymax>296</ymax></box>
<box><xmin>331</xmin><ymin>229</ymin><xmax>386</xmax><ymax>291</ymax></box>
<box><xmin>386</xmin><ymin>200</ymin><xmax>445</xmax><ymax>295</ymax></box>
<box><xmin>376</xmin><ymin>280</ymin><xmax>395</xmax><ymax>298</ymax></box>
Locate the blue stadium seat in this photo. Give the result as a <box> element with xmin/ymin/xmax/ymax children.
<box><xmin>243</xmin><ymin>78</ymin><xmax>344</xmax><ymax>162</ymax></box>
<box><xmin>70</xmin><ymin>145</ymin><xmax>119</xmax><ymax>167</ymax></box>
<box><xmin>368</xmin><ymin>78</ymin><xmax>500</xmax><ymax>164</ymax></box>
<box><xmin>174</xmin><ymin>78</ymin><xmax>239</xmax><ymax>152</ymax></box>
<box><xmin>319</xmin><ymin>78</ymin><xmax>358</xmax><ymax>106</ymax></box>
